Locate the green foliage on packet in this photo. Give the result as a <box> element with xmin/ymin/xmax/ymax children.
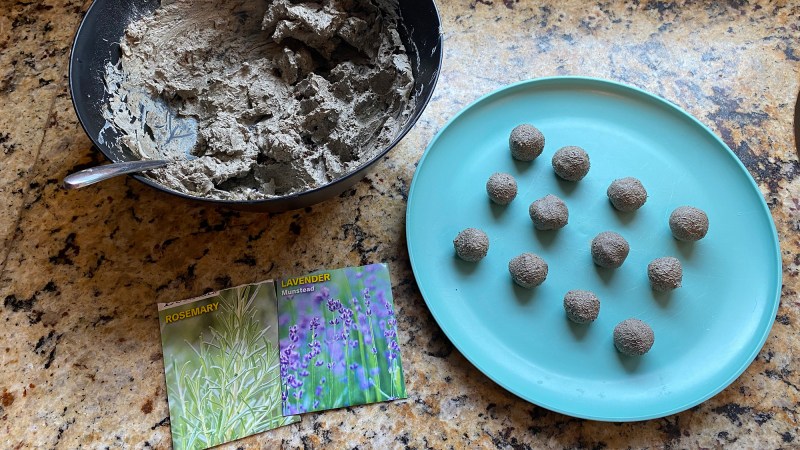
<box><xmin>158</xmin><ymin>283</ymin><xmax>298</xmax><ymax>450</ymax></box>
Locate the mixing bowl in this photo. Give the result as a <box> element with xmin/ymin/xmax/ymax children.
<box><xmin>69</xmin><ymin>0</ymin><xmax>442</xmax><ymax>212</ymax></box>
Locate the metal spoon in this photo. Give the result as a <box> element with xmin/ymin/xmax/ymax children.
<box><xmin>63</xmin><ymin>159</ymin><xmax>170</xmax><ymax>189</ymax></box>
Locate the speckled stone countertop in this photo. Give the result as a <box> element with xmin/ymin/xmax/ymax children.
<box><xmin>1</xmin><ymin>0</ymin><xmax>799</xmax><ymax>448</ymax></box>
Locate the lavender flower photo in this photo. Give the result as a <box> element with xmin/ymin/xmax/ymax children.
<box><xmin>278</xmin><ymin>264</ymin><xmax>406</xmax><ymax>415</ymax></box>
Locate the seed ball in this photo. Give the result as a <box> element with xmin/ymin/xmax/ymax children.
<box><xmin>607</xmin><ymin>177</ymin><xmax>648</xmax><ymax>212</ymax></box>
<box><xmin>508</xmin><ymin>253</ymin><xmax>548</xmax><ymax>288</ymax></box>
<box><xmin>591</xmin><ymin>231</ymin><xmax>629</xmax><ymax>268</ymax></box>
<box><xmin>509</xmin><ymin>124</ymin><xmax>545</xmax><ymax>161</ymax></box>
<box><xmin>648</xmin><ymin>257</ymin><xmax>683</xmax><ymax>291</ymax></box>
<box><xmin>669</xmin><ymin>206</ymin><xmax>709</xmax><ymax>242</ymax></box>
<box><xmin>529</xmin><ymin>194</ymin><xmax>569</xmax><ymax>230</ymax></box>
<box><xmin>613</xmin><ymin>318</ymin><xmax>655</xmax><ymax>356</ymax></box>
<box><xmin>563</xmin><ymin>290</ymin><xmax>600</xmax><ymax>324</ymax></box>
<box><xmin>486</xmin><ymin>172</ymin><xmax>518</xmax><ymax>205</ymax></box>
<box><xmin>552</xmin><ymin>146</ymin><xmax>590</xmax><ymax>181</ymax></box>
<box><xmin>453</xmin><ymin>228</ymin><xmax>489</xmax><ymax>262</ymax></box>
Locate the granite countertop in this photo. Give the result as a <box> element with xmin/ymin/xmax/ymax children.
<box><xmin>1</xmin><ymin>0</ymin><xmax>799</xmax><ymax>448</ymax></box>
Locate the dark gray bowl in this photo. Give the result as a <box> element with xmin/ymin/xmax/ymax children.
<box><xmin>69</xmin><ymin>0</ymin><xmax>442</xmax><ymax>212</ymax></box>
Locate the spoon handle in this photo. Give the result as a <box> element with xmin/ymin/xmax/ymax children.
<box><xmin>63</xmin><ymin>160</ymin><xmax>170</xmax><ymax>190</ymax></box>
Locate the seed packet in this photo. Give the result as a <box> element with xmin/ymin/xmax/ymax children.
<box><xmin>158</xmin><ymin>282</ymin><xmax>299</xmax><ymax>450</ymax></box>
<box><xmin>277</xmin><ymin>263</ymin><xmax>407</xmax><ymax>415</ymax></box>
<box><xmin>157</xmin><ymin>264</ymin><xmax>406</xmax><ymax>448</ymax></box>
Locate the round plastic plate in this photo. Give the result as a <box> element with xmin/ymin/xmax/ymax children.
<box><xmin>406</xmin><ymin>77</ymin><xmax>781</xmax><ymax>421</ymax></box>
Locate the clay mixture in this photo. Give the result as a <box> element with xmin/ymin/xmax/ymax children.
<box><xmin>102</xmin><ymin>0</ymin><xmax>415</xmax><ymax>200</ymax></box>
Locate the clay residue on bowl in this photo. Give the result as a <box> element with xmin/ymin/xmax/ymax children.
<box><xmin>102</xmin><ymin>0</ymin><xmax>415</xmax><ymax>200</ymax></box>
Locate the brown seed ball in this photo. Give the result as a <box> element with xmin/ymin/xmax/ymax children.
<box><xmin>486</xmin><ymin>172</ymin><xmax>518</xmax><ymax>205</ymax></box>
<box><xmin>607</xmin><ymin>177</ymin><xmax>648</xmax><ymax>212</ymax></box>
<box><xmin>529</xmin><ymin>194</ymin><xmax>569</xmax><ymax>230</ymax></box>
<box><xmin>509</xmin><ymin>124</ymin><xmax>545</xmax><ymax>161</ymax></box>
<box><xmin>563</xmin><ymin>290</ymin><xmax>600</xmax><ymax>324</ymax></box>
<box><xmin>453</xmin><ymin>228</ymin><xmax>489</xmax><ymax>262</ymax></box>
<box><xmin>552</xmin><ymin>146</ymin><xmax>590</xmax><ymax>181</ymax></box>
<box><xmin>591</xmin><ymin>231</ymin><xmax>630</xmax><ymax>268</ymax></box>
<box><xmin>613</xmin><ymin>318</ymin><xmax>655</xmax><ymax>356</ymax></box>
<box><xmin>669</xmin><ymin>206</ymin><xmax>709</xmax><ymax>242</ymax></box>
<box><xmin>508</xmin><ymin>253</ymin><xmax>548</xmax><ymax>288</ymax></box>
<box><xmin>648</xmin><ymin>257</ymin><xmax>683</xmax><ymax>291</ymax></box>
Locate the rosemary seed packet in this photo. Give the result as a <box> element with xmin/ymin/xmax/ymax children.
<box><xmin>158</xmin><ymin>282</ymin><xmax>300</xmax><ymax>450</ymax></box>
<box><xmin>277</xmin><ymin>263</ymin><xmax>407</xmax><ymax>415</ymax></box>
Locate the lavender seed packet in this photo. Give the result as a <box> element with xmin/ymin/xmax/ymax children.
<box><xmin>277</xmin><ymin>263</ymin><xmax>407</xmax><ymax>415</ymax></box>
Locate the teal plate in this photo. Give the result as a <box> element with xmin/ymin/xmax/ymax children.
<box><xmin>406</xmin><ymin>77</ymin><xmax>781</xmax><ymax>421</ymax></box>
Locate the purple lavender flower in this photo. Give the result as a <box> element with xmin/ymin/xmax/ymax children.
<box><xmin>386</xmin><ymin>317</ymin><xmax>398</xmax><ymax>334</ymax></box>
<box><xmin>286</xmin><ymin>374</ymin><xmax>303</xmax><ymax>388</ymax></box>
<box><xmin>327</xmin><ymin>298</ymin><xmax>342</xmax><ymax>313</ymax></box>
<box><xmin>342</xmin><ymin>305</ymin><xmax>355</xmax><ymax>326</ymax></box>
<box><xmin>349</xmin><ymin>362</ymin><xmax>358</xmax><ymax>370</ymax></box>
<box><xmin>371</xmin><ymin>346</ymin><xmax>378</xmax><ymax>354</ymax></box>
<box><xmin>289</xmin><ymin>324</ymin><xmax>299</xmax><ymax>342</ymax></box>
<box><xmin>308</xmin><ymin>340</ymin><xmax>321</xmax><ymax>357</ymax></box>
<box><xmin>355</xmin><ymin>366</ymin><xmax>374</xmax><ymax>390</ymax></box>
<box><xmin>327</xmin><ymin>335</ymin><xmax>345</xmax><ymax>362</ymax></box>
<box><xmin>314</xmin><ymin>286</ymin><xmax>330</xmax><ymax>303</ymax></box>
<box><xmin>313</xmin><ymin>400</ymin><xmax>320</xmax><ymax>409</ymax></box>
<box><xmin>363</xmin><ymin>290</ymin><xmax>373</xmax><ymax>315</ymax></box>
<box><xmin>293</xmin><ymin>389</ymin><xmax>304</xmax><ymax>399</ymax></box>
<box><xmin>315</xmin><ymin>359</ymin><xmax>324</xmax><ymax>366</ymax></box>
<box><xmin>281</xmin><ymin>344</ymin><xmax>300</xmax><ymax>371</ymax></box>
<box><xmin>280</xmin><ymin>344</ymin><xmax>293</xmax><ymax>362</ymax></box>
<box><xmin>320</xmin><ymin>377</ymin><xmax>326</xmax><ymax>384</ymax></box>
<box><xmin>382</xmin><ymin>294</ymin><xmax>393</xmax><ymax>316</ymax></box>
<box><xmin>315</xmin><ymin>385</ymin><xmax>323</xmax><ymax>397</ymax></box>
<box><xmin>330</xmin><ymin>356</ymin><xmax>346</xmax><ymax>375</ymax></box>
<box><xmin>279</xmin><ymin>352</ymin><xmax>290</xmax><ymax>377</ymax></box>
